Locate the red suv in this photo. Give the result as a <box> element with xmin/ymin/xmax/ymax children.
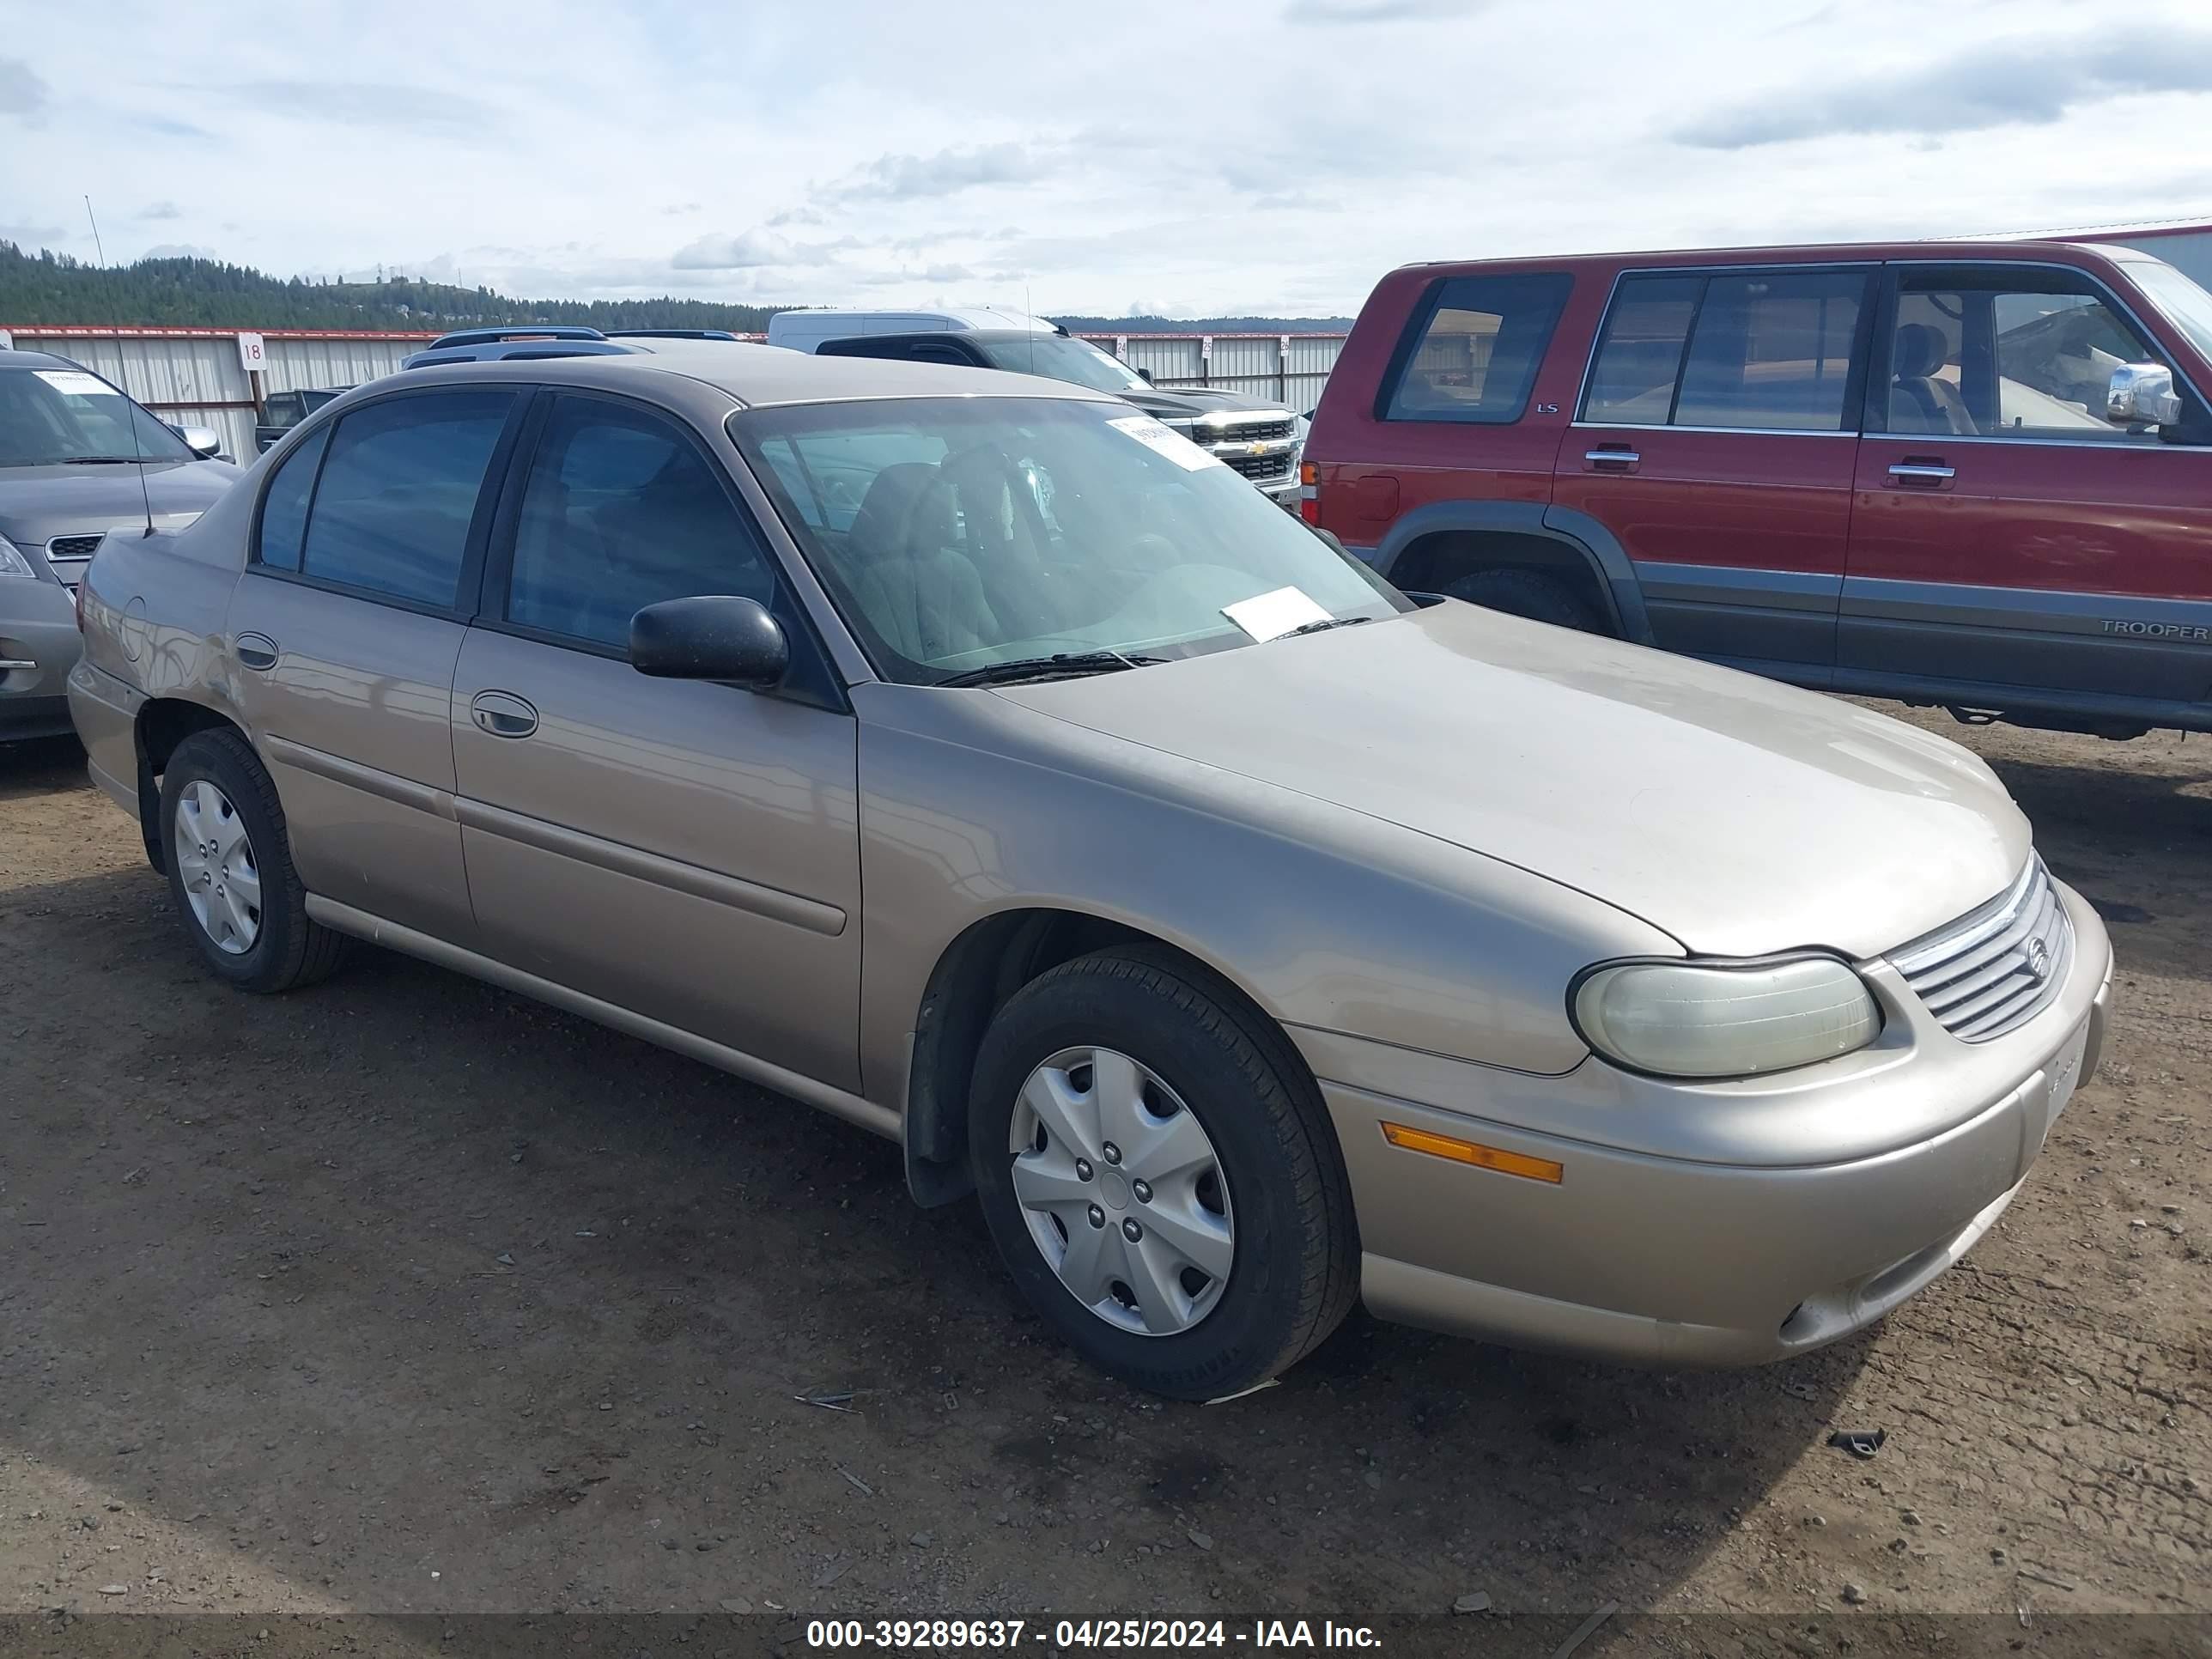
<box><xmin>1306</xmin><ymin>240</ymin><xmax>2212</xmax><ymax>738</ymax></box>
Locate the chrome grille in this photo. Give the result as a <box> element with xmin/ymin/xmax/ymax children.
<box><xmin>1198</xmin><ymin>416</ymin><xmax>1297</xmax><ymax>444</ymax></box>
<box><xmin>1888</xmin><ymin>856</ymin><xmax>2071</xmax><ymax>1042</ymax></box>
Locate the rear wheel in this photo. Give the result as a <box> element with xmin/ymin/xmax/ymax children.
<box><xmin>1446</xmin><ymin>567</ymin><xmax>1604</xmax><ymax>632</ymax></box>
<box><xmin>160</xmin><ymin>728</ymin><xmax>345</xmax><ymax>993</ymax></box>
<box><xmin>969</xmin><ymin>948</ymin><xmax>1357</xmax><ymax>1400</ymax></box>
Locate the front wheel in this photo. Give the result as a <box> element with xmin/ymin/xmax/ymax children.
<box><xmin>969</xmin><ymin>948</ymin><xmax>1357</xmax><ymax>1400</ymax></box>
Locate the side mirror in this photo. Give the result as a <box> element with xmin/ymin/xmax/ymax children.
<box><xmin>629</xmin><ymin>594</ymin><xmax>788</xmax><ymax>686</ymax></box>
<box><xmin>2107</xmin><ymin>362</ymin><xmax>2183</xmax><ymax>428</ymax></box>
<box><xmin>175</xmin><ymin>423</ymin><xmax>223</xmax><ymax>459</ymax></box>
<box><xmin>1136</xmin><ymin>368</ymin><xmax>1155</xmax><ymax>386</ymax></box>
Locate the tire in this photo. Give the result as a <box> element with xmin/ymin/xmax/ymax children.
<box><xmin>159</xmin><ymin>726</ymin><xmax>346</xmax><ymax>994</ymax></box>
<box><xmin>969</xmin><ymin>946</ymin><xmax>1358</xmax><ymax>1400</ymax></box>
<box><xmin>1446</xmin><ymin>567</ymin><xmax>1604</xmax><ymax>632</ymax></box>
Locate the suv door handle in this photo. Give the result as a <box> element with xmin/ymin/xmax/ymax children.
<box><xmin>469</xmin><ymin>690</ymin><xmax>539</xmax><ymax>739</ymax></box>
<box><xmin>1584</xmin><ymin>446</ymin><xmax>1640</xmax><ymax>471</ymax></box>
<box><xmin>236</xmin><ymin>632</ymin><xmax>279</xmax><ymax>671</ymax></box>
<box><xmin>1887</xmin><ymin>460</ymin><xmax>1956</xmax><ymax>486</ymax></box>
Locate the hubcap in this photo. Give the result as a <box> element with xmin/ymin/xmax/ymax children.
<box><xmin>1007</xmin><ymin>1046</ymin><xmax>1235</xmax><ymax>1337</ymax></box>
<box><xmin>173</xmin><ymin>780</ymin><xmax>262</xmax><ymax>956</ymax></box>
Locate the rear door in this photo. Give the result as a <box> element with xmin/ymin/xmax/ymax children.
<box><xmin>449</xmin><ymin>388</ymin><xmax>864</xmax><ymax>1090</ymax></box>
<box><xmin>1553</xmin><ymin>266</ymin><xmax>1875</xmax><ymax>680</ymax></box>
<box><xmin>1843</xmin><ymin>262</ymin><xmax>2212</xmax><ymax>709</ymax></box>
<box><xmin>228</xmin><ymin>386</ymin><xmax>523</xmax><ymax>945</ymax></box>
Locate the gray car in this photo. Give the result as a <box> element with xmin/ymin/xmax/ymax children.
<box><xmin>2</xmin><ymin>349</ymin><xmax>239</xmax><ymax>741</ymax></box>
<box><xmin>68</xmin><ymin>343</ymin><xmax>2113</xmax><ymax>1399</ymax></box>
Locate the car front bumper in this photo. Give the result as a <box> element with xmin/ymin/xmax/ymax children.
<box><xmin>1295</xmin><ymin>880</ymin><xmax>2114</xmax><ymax>1367</ymax></box>
<box><xmin>1</xmin><ymin>586</ymin><xmax>82</xmax><ymax>741</ymax></box>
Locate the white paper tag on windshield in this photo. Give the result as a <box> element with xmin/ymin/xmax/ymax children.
<box><xmin>1108</xmin><ymin>413</ymin><xmax>1224</xmax><ymax>471</ymax></box>
<box><xmin>1224</xmin><ymin>586</ymin><xmax>1333</xmax><ymax>642</ymax></box>
<box><xmin>35</xmin><ymin>369</ymin><xmax>119</xmax><ymax>397</ymax></box>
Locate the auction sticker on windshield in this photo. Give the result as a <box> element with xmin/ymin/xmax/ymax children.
<box><xmin>1108</xmin><ymin>414</ymin><xmax>1224</xmax><ymax>471</ymax></box>
<box><xmin>1224</xmin><ymin>586</ymin><xmax>1333</xmax><ymax>642</ymax></box>
<box><xmin>35</xmin><ymin>370</ymin><xmax>119</xmax><ymax>397</ymax></box>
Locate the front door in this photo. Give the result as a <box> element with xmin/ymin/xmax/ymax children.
<box><xmin>1843</xmin><ymin>263</ymin><xmax>2212</xmax><ymax>709</ymax></box>
<box><xmin>228</xmin><ymin>386</ymin><xmax>523</xmax><ymax>945</ymax></box>
<box><xmin>449</xmin><ymin>390</ymin><xmax>864</xmax><ymax>1090</ymax></box>
<box><xmin>1553</xmin><ymin>266</ymin><xmax>1874</xmax><ymax>680</ymax></box>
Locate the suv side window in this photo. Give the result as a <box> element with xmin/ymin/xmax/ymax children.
<box><xmin>1380</xmin><ymin>272</ymin><xmax>1571</xmax><ymax>422</ymax></box>
<box><xmin>505</xmin><ymin>395</ymin><xmax>777</xmax><ymax>649</ymax></box>
<box><xmin>286</xmin><ymin>391</ymin><xmax>515</xmax><ymax>605</ymax></box>
<box><xmin>1584</xmin><ymin>270</ymin><xmax>1868</xmax><ymax>430</ymax></box>
<box><xmin>1882</xmin><ymin>267</ymin><xmax>2175</xmax><ymax>442</ymax></box>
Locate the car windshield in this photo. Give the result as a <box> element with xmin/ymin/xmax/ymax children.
<box><xmin>2130</xmin><ymin>258</ymin><xmax>2212</xmax><ymax>366</ymax></box>
<box><xmin>732</xmin><ymin>396</ymin><xmax>1403</xmax><ymax>684</ymax></box>
<box><xmin>0</xmin><ymin>366</ymin><xmax>194</xmax><ymax>466</ymax></box>
<box><xmin>978</xmin><ymin>335</ymin><xmax>1150</xmax><ymax>394</ymax></box>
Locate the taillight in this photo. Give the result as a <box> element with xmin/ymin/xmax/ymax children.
<box><xmin>1297</xmin><ymin>459</ymin><xmax>1319</xmax><ymax>526</ymax></box>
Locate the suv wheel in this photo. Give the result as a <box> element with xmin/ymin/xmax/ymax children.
<box><xmin>160</xmin><ymin>727</ymin><xmax>345</xmax><ymax>993</ymax></box>
<box><xmin>969</xmin><ymin>947</ymin><xmax>1357</xmax><ymax>1400</ymax></box>
<box><xmin>1447</xmin><ymin>568</ymin><xmax>1603</xmax><ymax>632</ymax></box>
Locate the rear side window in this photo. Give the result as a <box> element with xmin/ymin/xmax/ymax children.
<box><xmin>292</xmin><ymin>391</ymin><xmax>514</xmax><ymax>606</ymax></box>
<box><xmin>1584</xmin><ymin>269</ymin><xmax>1870</xmax><ymax>430</ymax></box>
<box><xmin>1380</xmin><ymin>272</ymin><xmax>1571</xmax><ymax>423</ymax></box>
<box><xmin>256</xmin><ymin>424</ymin><xmax>329</xmax><ymax>573</ymax></box>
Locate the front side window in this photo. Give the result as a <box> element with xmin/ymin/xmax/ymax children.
<box><xmin>1885</xmin><ymin>269</ymin><xmax>2170</xmax><ymax>441</ymax></box>
<box><xmin>732</xmin><ymin>397</ymin><xmax>1401</xmax><ymax>683</ymax></box>
<box><xmin>1584</xmin><ymin>270</ymin><xmax>1867</xmax><ymax>430</ymax></box>
<box><xmin>1381</xmin><ymin>272</ymin><xmax>1571</xmax><ymax>423</ymax></box>
<box><xmin>294</xmin><ymin>391</ymin><xmax>514</xmax><ymax>606</ymax></box>
<box><xmin>0</xmin><ymin>366</ymin><xmax>194</xmax><ymax>466</ymax></box>
<box><xmin>506</xmin><ymin>397</ymin><xmax>775</xmax><ymax>649</ymax></box>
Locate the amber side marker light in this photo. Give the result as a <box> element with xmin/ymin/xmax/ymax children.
<box><xmin>1380</xmin><ymin>1121</ymin><xmax>1563</xmax><ymax>1184</ymax></box>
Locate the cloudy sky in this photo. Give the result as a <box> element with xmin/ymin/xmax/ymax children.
<box><xmin>3</xmin><ymin>0</ymin><xmax>2209</xmax><ymax>318</ymax></box>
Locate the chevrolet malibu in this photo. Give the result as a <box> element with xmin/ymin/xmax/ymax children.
<box><xmin>68</xmin><ymin>343</ymin><xmax>2112</xmax><ymax>1399</ymax></box>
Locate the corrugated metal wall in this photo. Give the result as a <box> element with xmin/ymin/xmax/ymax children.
<box><xmin>0</xmin><ymin>325</ymin><xmax>1348</xmax><ymax>457</ymax></box>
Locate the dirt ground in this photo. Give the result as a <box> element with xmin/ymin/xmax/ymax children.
<box><xmin>1</xmin><ymin>706</ymin><xmax>2207</xmax><ymax>1652</ymax></box>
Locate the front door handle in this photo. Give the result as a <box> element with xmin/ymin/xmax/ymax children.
<box><xmin>469</xmin><ymin>690</ymin><xmax>539</xmax><ymax>739</ymax></box>
<box><xmin>236</xmin><ymin>632</ymin><xmax>279</xmax><ymax>671</ymax></box>
<box><xmin>1887</xmin><ymin>459</ymin><xmax>1956</xmax><ymax>486</ymax></box>
<box><xmin>1584</xmin><ymin>446</ymin><xmax>1641</xmax><ymax>471</ymax></box>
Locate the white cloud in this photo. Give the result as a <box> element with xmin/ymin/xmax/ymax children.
<box><xmin>1</xmin><ymin>0</ymin><xmax>2207</xmax><ymax>317</ymax></box>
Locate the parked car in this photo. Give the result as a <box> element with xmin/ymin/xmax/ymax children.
<box><xmin>255</xmin><ymin>386</ymin><xmax>349</xmax><ymax>454</ymax></box>
<box><xmin>1</xmin><ymin>349</ymin><xmax>240</xmax><ymax>741</ymax></box>
<box><xmin>772</xmin><ymin>308</ymin><xmax>1304</xmax><ymax>505</ymax></box>
<box><xmin>403</xmin><ymin>325</ymin><xmax>641</xmax><ymax>370</ymax></box>
<box><xmin>1306</xmin><ymin>239</ymin><xmax>2212</xmax><ymax>738</ymax></box>
<box><xmin>70</xmin><ymin>343</ymin><xmax>2111</xmax><ymax>1397</ymax></box>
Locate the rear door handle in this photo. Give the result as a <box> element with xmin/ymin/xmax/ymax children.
<box><xmin>469</xmin><ymin>690</ymin><xmax>539</xmax><ymax>739</ymax></box>
<box><xmin>1584</xmin><ymin>447</ymin><xmax>1640</xmax><ymax>471</ymax></box>
<box><xmin>236</xmin><ymin>632</ymin><xmax>279</xmax><ymax>671</ymax></box>
<box><xmin>1887</xmin><ymin>460</ymin><xmax>1956</xmax><ymax>486</ymax></box>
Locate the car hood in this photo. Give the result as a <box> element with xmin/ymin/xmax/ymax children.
<box><xmin>1126</xmin><ymin>386</ymin><xmax>1291</xmax><ymax>421</ymax></box>
<box><xmin>0</xmin><ymin>459</ymin><xmax>240</xmax><ymax>545</ymax></box>
<box><xmin>991</xmin><ymin>602</ymin><xmax>2027</xmax><ymax>960</ymax></box>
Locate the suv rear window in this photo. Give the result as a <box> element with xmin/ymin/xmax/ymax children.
<box><xmin>1380</xmin><ymin>272</ymin><xmax>1571</xmax><ymax>423</ymax></box>
<box><xmin>1583</xmin><ymin>269</ymin><xmax>1870</xmax><ymax>431</ymax></box>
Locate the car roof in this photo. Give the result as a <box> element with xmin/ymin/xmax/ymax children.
<box><xmin>1395</xmin><ymin>237</ymin><xmax>2146</xmax><ymax>278</ymax></box>
<box><xmin>393</xmin><ymin>337</ymin><xmax>1121</xmax><ymax>410</ymax></box>
<box><xmin>0</xmin><ymin>349</ymin><xmax>82</xmax><ymax>371</ymax></box>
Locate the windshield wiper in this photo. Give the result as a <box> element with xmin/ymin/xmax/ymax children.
<box><xmin>1284</xmin><ymin>615</ymin><xmax>1374</xmax><ymax>637</ymax></box>
<box><xmin>935</xmin><ymin>651</ymin><xmax>1164</xmax><ymax>688</ymax></box>
<box><xmin>59</xmin><ymin>456</ymin><xmax>149</xmax><ymax>465</ymax></box>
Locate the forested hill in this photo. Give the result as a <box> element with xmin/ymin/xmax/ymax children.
<box><xmin>0</xmin><ymin>243</ymin><xmax>1353</xmax><ymax>335</ymax></box>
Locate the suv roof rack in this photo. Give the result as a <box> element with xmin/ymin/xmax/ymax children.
<box><xmin>425</xmin><ymin>325</ymin><xmax>607</xmax><ymax>349</ymax></box>
<box><xmin>603</xmin><ymin>328</ymin><xmax>741</xmax><ymax>341</ymax></box>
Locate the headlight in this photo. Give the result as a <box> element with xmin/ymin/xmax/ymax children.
<box><xmin>0</xmin><ymin>538</ymin><xmax>37</xmax><ymax>580</ymax></box>
<box><xmin>1572</xmin><ymin>957</ymin><xmax>1881</xmax><ymax>1079</ymax></box>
